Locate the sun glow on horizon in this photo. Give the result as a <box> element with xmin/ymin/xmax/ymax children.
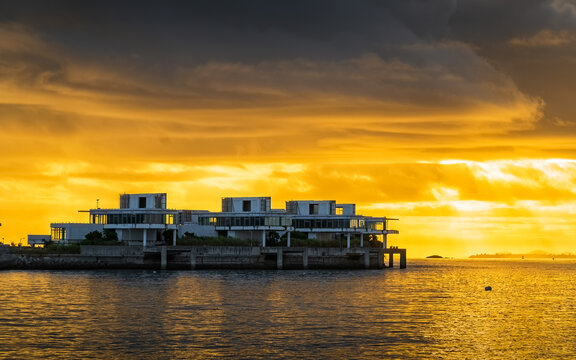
<box><xmin>1</xmin><ymin>158</ymin><xmax>576</xmax><ymax>257</ymax></box>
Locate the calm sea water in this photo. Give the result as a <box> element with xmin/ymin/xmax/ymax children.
<box><xmin>1</xmin><ymin>259</ymin><xmax>575</xmax><ymax>359</ymax></box>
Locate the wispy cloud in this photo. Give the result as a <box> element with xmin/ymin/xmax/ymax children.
<box><xmin>509</xmin><ymin>29</ymin><xmax>576</xmax><ymax>47</ymax></box>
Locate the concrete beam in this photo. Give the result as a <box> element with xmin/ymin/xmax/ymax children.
<box><xmin>277</xmin><ymin>248</ymin><xmax>283</xmax><ymax>270</ymax></box>
<box><xmin>161</xmin><ymin>246</ymin><xmax>167</xmax><ymax>270</ymax></box>
<box><xmin>190</xmin><ymin>251</ymin><xmax>196</xmax><ymax>270</ymax></box>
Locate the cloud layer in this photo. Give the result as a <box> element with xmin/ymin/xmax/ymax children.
<box><xmin>1</xmin><ymin>1</ymin><xmax>576</xmax><ymax>256</ymax></box>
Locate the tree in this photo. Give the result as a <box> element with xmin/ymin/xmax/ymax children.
<box><xmin>82</xmin><ymin>230</ymin><xmax>119</xmax><ymax>245</ymax></box>
<box><xmin>84</xmin><ymin>230</ymin><xmax>103</xmax><ymax>243</ymax></box>
<box><xmin>103</xmin><ymin>229</ymin><xmax>118</xmax><ymax>242</ymax></box>
<box><xmin>267</xmin><ymin>231</ymin><xmax>280</xmax><ymax>246</ymax></box>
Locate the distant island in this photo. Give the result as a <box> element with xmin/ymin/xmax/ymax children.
<box><xmin>426</xmin><ymin>255</ymin><xmax>443</xmax><ymax>259</ymax></box>
<box><xmin>469</xmin><ymin>252</ymin><xmax>576</xmax><ymax>259</ymax></box>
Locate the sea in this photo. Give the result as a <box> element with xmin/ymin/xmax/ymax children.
<box><xmin>1</xmin><ymin>259</ymin><xmax>575</xmax><ymax>359</ymax></box>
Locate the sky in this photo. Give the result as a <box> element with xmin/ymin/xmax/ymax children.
<box><xmin>1</xmin><ymin>0</ymin><xmax>576</xmax><ymax>257</ymax></box>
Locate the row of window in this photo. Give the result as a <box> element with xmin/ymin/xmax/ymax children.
<box><xmin>197</xmin><ymin>216</ymin><xmax>385</xmax><ymax>230</ymax></box>
<box><xmin>92</xmin><ymin>213</ymin><xmax>174</xmax><ymax>225</ymax></box>
<box><xmin>89</xmin><ymin>212</ymin><xmax>385</xmax><ymax>230</ymax></box>
<box><xmin>51</xmin><ymin>227</ymin><xmax>66</xmax><ymax>241</ymax></box>
<box><xmin>291</xmin><ymin>218</ymin><xmax>384</xmax><ymax>230</ymax></box>
<box><xmin>199</xmin><ymin>216</ymin><xmax>292</xmax><ymax>227</ymax></box>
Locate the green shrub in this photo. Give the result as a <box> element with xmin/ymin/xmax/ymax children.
<box><xmin>177</xmin><ymin>233</ymin><xmax>253</xmax><ymax>246</ymax></box>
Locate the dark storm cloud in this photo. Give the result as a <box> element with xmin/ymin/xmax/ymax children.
<box><xmin>0</xmin><ymin>0</ymin><xmax>413</xmax><ymax>66</ymax></box>
<box><xmin>2</xmin><ymin>0</ymin><xmax>575</xmax><ymax>61</ymax></box>
<box><xmin>450</xmin><ymin>0</ymin><xmax>576</xmax><ymax>43</ymax></box>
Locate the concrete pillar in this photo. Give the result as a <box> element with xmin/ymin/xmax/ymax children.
<box><xmin>389</xmin><ymin>252</ymin><xmax>394</xmax><ymax>268</ymax></box>
<box><xmin>378</xmin><ymin>249</ymin><xmax>384</xmax><ymax>269</ymax></box>
<box><xmin>190</xmin><ymin>251</ymin><xmax>196</xmax><ymax>270</ymax></box>
<box><xmin>400</xmin><ymin>249</ymin><xmax>407</xmax><ymax>269</ymax></box>
<box><xmin>360</xmin><ymin>233</ymin><xmax>364</xmax><ymax>248</ymax></box>
<box><xmin>302</xmin><ymin>248</ymin><xmax>308</xmax><ymax>269</ymax></box>
<box><xmin>364</xmin><ymin>249</ymin><xmax>370</xmax><ymax>269</ymax></box>
<box><xmin>172</xmin><ymin>229</ymin><xmax>177</xmax><ymax>246</ymax></box>
<box><xmin>262</xmin><ymin>230</ymin><xmax>266</xmax><ymax>247</ymax></box>
<box><xmin>143</xmin><ymin>229</ymin><xmax>147</xmax><ymax>248</ymax></box>
<box><xmin>287</xmin><ymin>231</ymin><xmax>291</xmax><ymax>248</ymax></box>
<box><xmin>161</xmin><ymin>246</ymin><xmax>167</xmax><ymax>270</ymax></box>
<box><xmin>346</xmin><ymin>233</ymin><xmax>351</xmax><ymax>248</ymax></box>
<box><xmin>117</xmin><ymin>229</ymin><xmax>123</xmax><ymax>243</ymax></box>
<box><xmin>382</xmin><ymin>233</ymin><xmax>388</xmax><ymax>249</ymax></box>
<box><xmin>277</xmin><ymin>248</ymin><xmax>283</xmax><ymax>270</ymax></box>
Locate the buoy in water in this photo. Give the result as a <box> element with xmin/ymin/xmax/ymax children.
<box><xmin>485</xmin><ymin>286</ymin><xmax>492</xmax><ymax>291</ymax></box>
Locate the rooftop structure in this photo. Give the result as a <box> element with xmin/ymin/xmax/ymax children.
<box><xmin>47</xmin><ymin>193</ymin><xmax>399</xmax><ymax>249</ymax></box>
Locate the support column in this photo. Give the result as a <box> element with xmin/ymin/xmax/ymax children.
<box><xmin>117</xmin><ymin>229</ymin><xmax>123</xmax><ymax>243</ymax></box>
<box><xmin>277</xmin><ymin>248</ymin><xmax>283</xmax><ymax>270</ymax></box>
<box><xmin>143</xmin><ymin>229</ymin><xmax>147</xmax><ymax>248</ymax></box>
<box><xmin>302</xmin><ymin>248</ymin><xmax>308</xmax><ymax>269</ymax></box>
<box><xmin>262</xmin><ymin>230</ymin><xmax>266</xmax><ymax>247</ymax></box>
<box><xmin>190</xmin><ymin>251</ymin><xmax>196</xmax><ymax>270</ymax></box>
<box><xmin>172</xmin><ymin>229</ymin><xmax>177</xmax><ymax>246</ymax></box>
<box><xmin>400</xmin><ymin>249</ymin><xmax>407</xmax><ymax>269</ymax></box>
<box><xmin>382</xmin><ymin>233</ymin><xmax>388</xmax><ymax>249</ymax></box>
<box><xmin>378</xmin><ymin>249</ymin><xmax>384</xmax><ymax>269</ymax></box>
<box><xmin>161</xmin><ymin>246</ymin><xmax>167</xmax><ymax>270</ymax></box>
<box><xmin>389</xmin><ymin>252</ymin><xmax>394</xmax><ymax>268</ymax></box>
<box><xmin>364</xmin><ymin>249</ymin><xmax>370</xmax><ymax>269</ymax></box>
<box><xmin>346</xmin><ymin>233</ymin><xmax>351</xmax><ymax>249</ymax></box>
<box><xmin>360</xmin><ymin>233</ymin><xmax>364</xmax><ymax>248</ymax></box>
<box><xmin>287</xmin><ymin>231</ymin><xmax>291</xmax><ymax>248</ymax></box>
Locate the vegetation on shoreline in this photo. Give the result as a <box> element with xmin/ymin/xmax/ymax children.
<box><xmin>7</xmin><ymin>230</ymin><xmax>386</xmax><ymax>254</ymax></box>
<box><xmin>177</xmin><ymin>231</ymin><xmax>384</xmax><ymax>248</ymax></box>
<box><xmin>469</xmin><ymin>252</ymin><xmax>576</xmax><ymax>259</ymax></box>
<box><xmin>81</xmin><ymin>229</ymin><xmax>123</xmax><ymax>246</ymax></box>
<box><xmin>177</xmin><ymin>233</ymin><xmax>254</xmax><ymax>246</ymax></box>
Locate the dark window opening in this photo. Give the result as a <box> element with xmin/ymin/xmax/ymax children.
<box><xmin>139</xmin><ymin>197</ymin><xmax>146</xmax><ymax>208</ymax></box>
<box><xmin>309</xmin><ymin>204</ymin><xmax>319</xmax><ymax>215</ymax></box>
<box><xmin>243</xmin><ymin>200</ymin><xmax>251</xmax><ymax>212</ymax></box>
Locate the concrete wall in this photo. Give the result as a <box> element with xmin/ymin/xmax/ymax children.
<box><xmin>286</xmin><ymin>201</ymin><xmax>336</xmax><ymax>215</ymax></box>
<box><xmin>120</xmin><ymin>193</ymin><xmax>167</xmax><ymax>210</ymax></box>
<box><xmin>0</xmin><ymin>246</ymin><xmax>404</xmax><ymax>270</ymax></box>
<box><xmin>80</xmin><ymin>245</ymin><xmax>144</xmax><ymax>256</ymax></box>
<box><xmin>28</xmin><ymin>235</ymin><xmax>51</xmax><ymax>246</ymax></box>
<box><xmin>51</xmin><ymin>223</ymin><xmax>104</xmax><ymax>243</ymax></box>
<box><xmin>221</xmin><ymin>197</ymin><xmax>271</xmax><ymax>213</ymax></box>
<box><xmin>337</xmin><ymin>204</ymin><xmax>356</xmax><ymax>215</ymax></box>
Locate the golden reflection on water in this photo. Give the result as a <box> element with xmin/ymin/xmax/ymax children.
<box><xmin>1</xmin><ymin>261</ymin><xmax>576</xmax><ymax>359</ymax></box>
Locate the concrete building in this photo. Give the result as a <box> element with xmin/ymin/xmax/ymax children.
<box><xmin>46</xmin><ymin>193</ymin><xmax>399</xmax><ymax>249</ymax></box>
<box><xmin>27</xmin><ymin>234</ymin><xmax>51</xmax><ymax>247</ymax></box>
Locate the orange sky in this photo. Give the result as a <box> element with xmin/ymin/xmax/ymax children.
<box><xmin>1</xmin><ymin>2</ymin><xmax>576</xmax><ymax>257</ymax></box>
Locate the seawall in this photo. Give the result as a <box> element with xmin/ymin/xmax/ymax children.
<box><xmin>0</xmin><ymin>245</ymin><xmax>406</xmax><ymax>270</ymax></box>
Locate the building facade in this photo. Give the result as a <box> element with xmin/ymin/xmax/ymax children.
<box><xmin>47</xmin><ymin>193</ymin><xmax>399</xmax><ymax>248</ymax></box>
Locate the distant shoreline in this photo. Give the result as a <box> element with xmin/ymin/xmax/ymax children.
<box><xmin>469</xmin><ymin>253</ymin><xmax>576</xmax><ymax>259</ymax></box>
